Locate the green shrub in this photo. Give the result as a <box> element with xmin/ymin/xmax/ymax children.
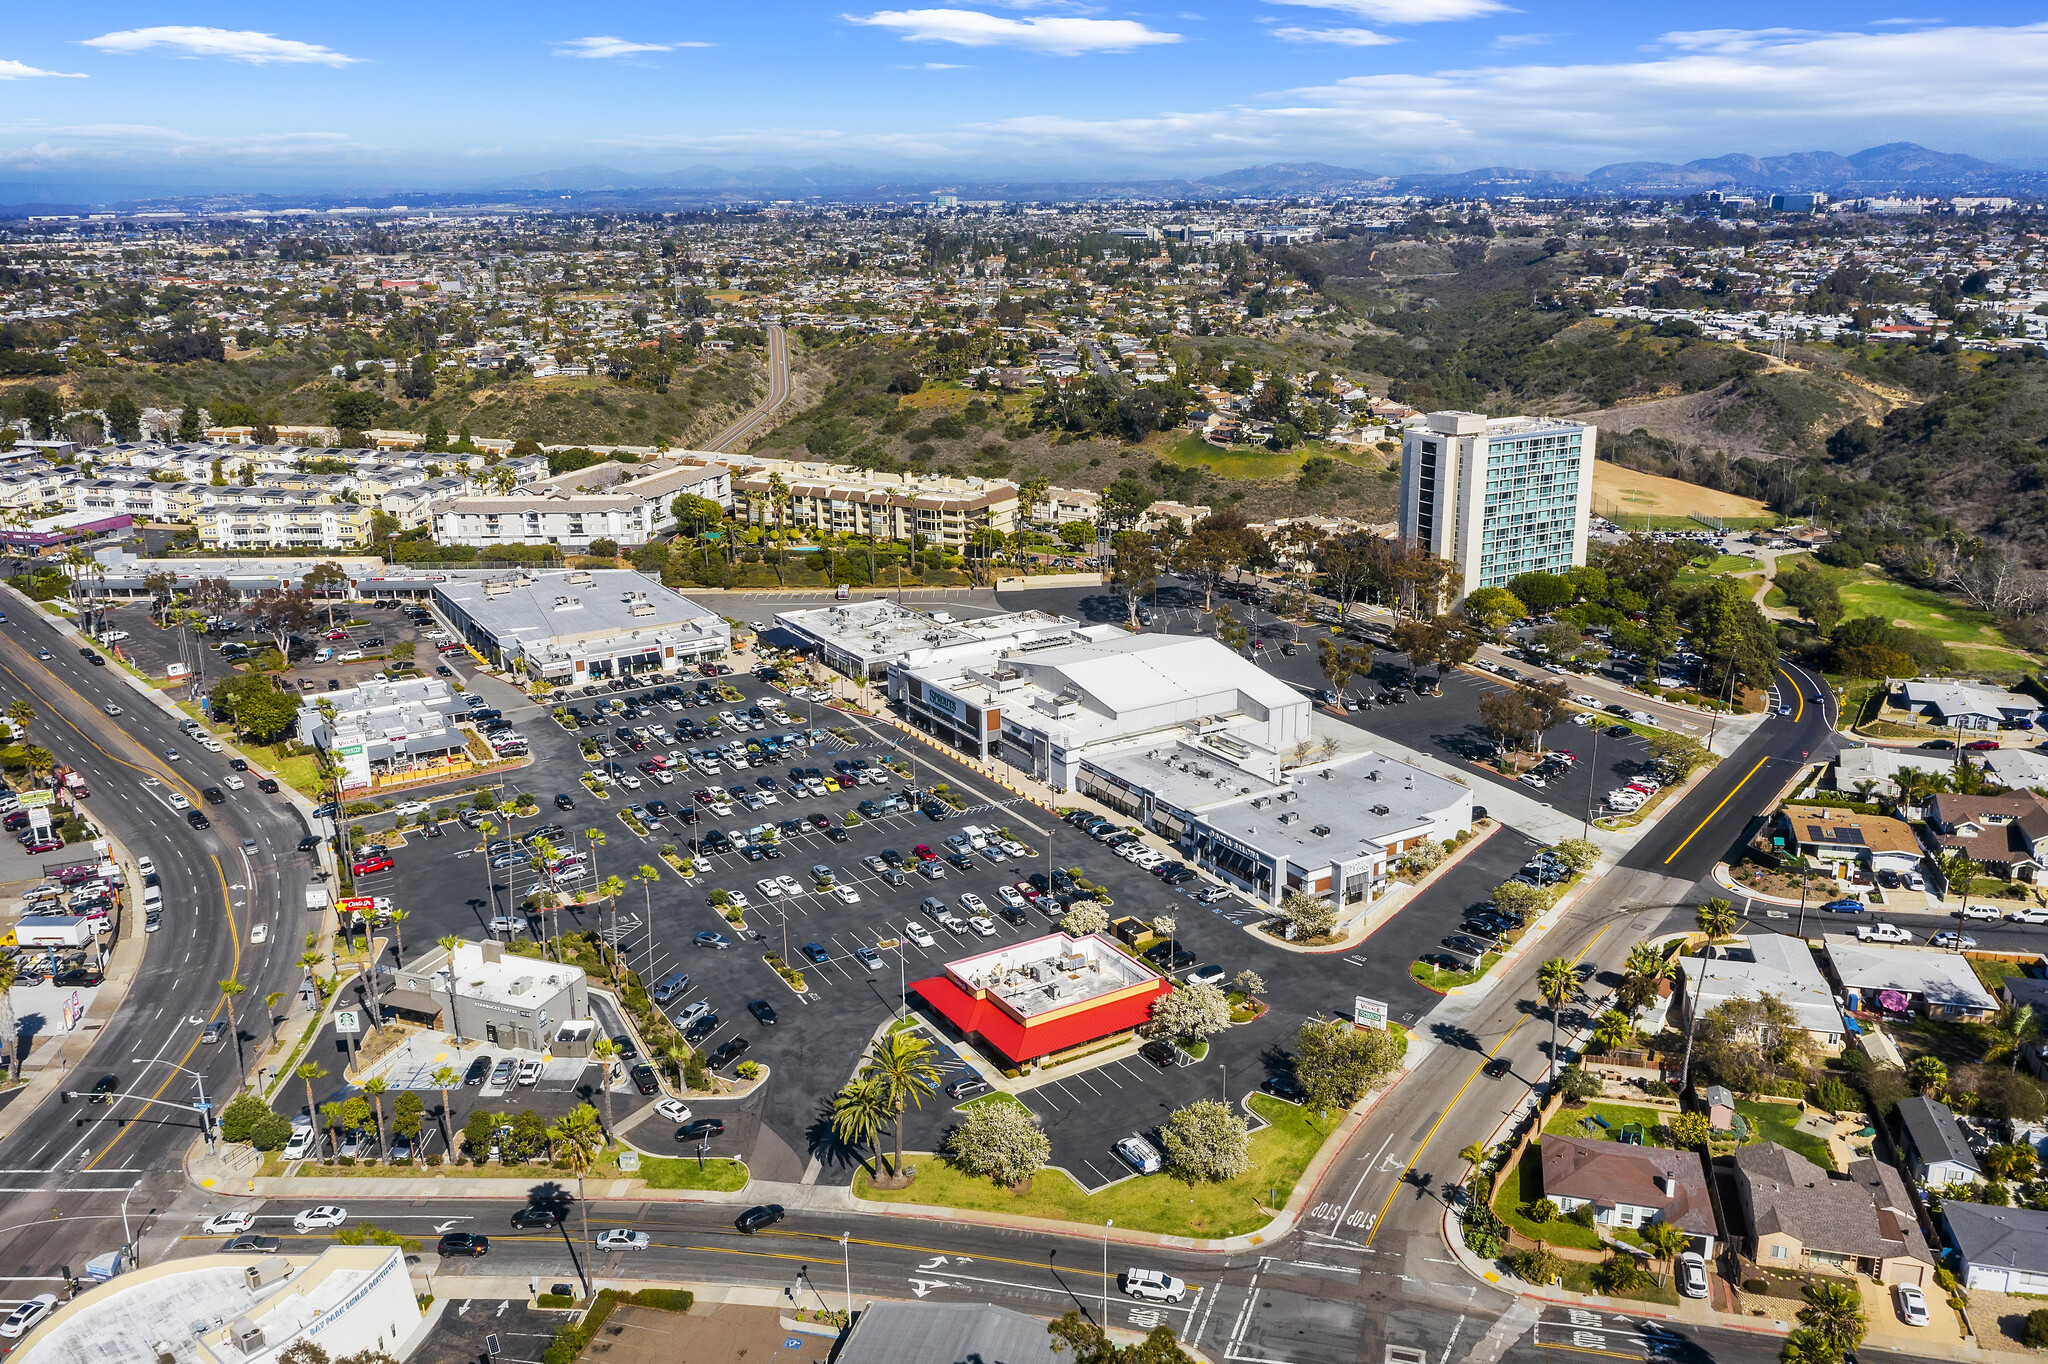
<box><xmin>1522</xmin><ymin>1198</ymin><xmax>1557</xmax><ymax>1224</ymax></box>
<box><xmin>2023</xmin><ymin>1309</ymin><xmax>2048</xmax><ymax>1349</ymax></box>
<box><xmin>1567</xmin><ymin>1203</ymin><xmax>1597</xmax><ymax>1228</ymax></box>
<box><xmin>1594</xmin><ymin>1257</ymin><xmax>1652</xmax><ymax>1294</ymax></box>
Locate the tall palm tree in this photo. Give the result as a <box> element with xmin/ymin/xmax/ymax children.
<box><xmin>296</xmin><ymin>1060</ymin><xmax>328</xmax><ymax>1136</ymax></box>
<box><xmin>429</xmin><ymin>1065</ymin><xmax>460</xmax><ymax>1154</ymax></box>
<box><xmin>436</xmin><ymin>935</ymin><xmax>467</xmax><ymax>1041</ymax></box>
<box><xmin>1619</xmin><ymin>942</ymin><xmax>1673</xmax><ymax>1017</ymax></box>
<box><xmin>0</xmin><ymin>954</ymin><xmax>17</xmax><ymax>1080</ymax></box>
<box><xmin>1458</xmin><ymin>1139</ymin><xmax>1491</xmax><ymax>1203</ymax></box>
<box><xmin>385</xmin><ymin>909</ymin><xmax>409</xmax><ymax>964</ymax></box>
<box><xmin>664</xmin><ymin>1040</ymin><xmax>693</xmax><ymax>1089</ymax></box>
<box><xmin>263</xmin><ymin>991</ymin><xmax>286</xmax><ymax>1047</ymax></box>
<box><xmin>633</xmin><ymin>864</ymin><xmax>661</xmax><ymax>981</ymax></box>
<box><xmin>5</xmin><ymin>700</ymin><xmax>32</xmax><ymax>738</ymax></box>
<box><xmin>597</xmin><ymin>875</ymin><xmax>627</xmax><ymax>983</ymax></box>
<box><xmin>362</xmin><ymin>1075</ymin><xmax>390</xmax><ymax>1153</ymax></box>
<box><xmin>218</xmin><ymin>979</ymin><xmax>247</xmax><ymax>1079</ymax></box>
<box><xmin>830</xmin><ymin>1077</ymin><xmax>894</xmax><ymax>1177</ymax></box>
<box><xmin>592</xmin><ymin>1038</ymin><xmax>618</xmax><ymax>1133</ymax></box>
<box><xmin>1537</xmin><ymin>957</ymin><xmax>1577</xmax><ymax>1080</ymax></box>
<box><xmin>1694</xmin><ymin>898</ymin><xmax>1737</xmax><ymax>941</ymax></box>
<box><xmin>1797</xmin><ymin>1280</ymin><xmax>1868</xmax><ymax>1357</ymax></box>
<box><xmin>859</xmin><ymin>1030</ymin><xmax>941</xmax><ymax>1180</ymax></box>
<box><xmin>548</xmin><ymin>1102</ymin><xmax>606</xmax><ymax>1289</ymax></box>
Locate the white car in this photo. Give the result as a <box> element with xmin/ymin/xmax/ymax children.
<box><xmin>203</xmin><ymin>1210</ymin><xmax>256</xmax><ymax>1235</ymax></box>
<box><xmin>1961</xmin><ymin>904</ymin><xmax>2002</xmax><ymax>922</ymax></box>
<box><xmin>959</xmin><ymin>892</ymin><xmax>987</xmax><ymax>914</ymax></box>
<box><xmin>996</xmin><ymin>885</ymin><xmax>1027</xmax><ymax>909</ymax></box>
<box><xmin>2010</xmin><ymin>908</ymin><xmax>2048</xmax><ymax>925</ymax></box>
<box><xmin>596</xmin><ymin>1229</ymin><xmax>651</xmax><ymax>1251</ymax></box>
<box><xmin>618</xmin><ymin>773</ymin><xmax>642</xmax><ymax>789</ymax></box>
<box><xmin>832</xmin><ymin>884</ymin><xmax>861</xmax><ymax>904</ymax></box>
<box><xmin>775</xmin><ymin>875</ymin><xmax>802</xmax><ymax>896</ymax></box>
<box><xmin>293</xmin><ymin>1205</ymin><xmax>348</xmax><ymax>1232</ymax></box>
<box><xmin>1123</xmin><ymin>1267</ymin><xmax>1188</xmax><ymax>1303</ymax></box>
<box><xmin>0</xmin><ymin>1295</ymin><xmax>57</xmax><ymax>1339</ymax></box>
<box><xmin>656</xmin><ymin>1098</ymin><xmax>692</xmax><ymax>1124</ymax></box>
<box><xmin>282</xmin><ymin>1128</ymin><xmax>313</xmax><ymax>1160</ymax></box>
<box><xmin>968</xmin><ymin>915</ymin><xmax>997</xmax><ymax>937</ymax></box>
<box><xmin>756</xmin><ymin>878</ymin><xmax>784</xmax><ymax>899</ymax></box>
<box><xmin>1856</xmin><ymin>922</ymin><xmax>1914</xmax><ymax>943</ymax></box>
<box><xmin>516</xmin><ymin>1059</ymin><xmax>543</xmax><ymax>1086</ymax></box>
<box><xmin>487</xmin><ymin>916</ymin><xmax>527</xmax><ymax>935</ymax></box>
<box><xmin>250</xmin><ymin>924</ymin><xmax>268</xmax><ymax>944</ymax></box>
<box><xmin>167</xmin><ymin>791</ymin><xmax>191</xmax><ymax>810</ymax></box>
<box><xmin>394</xmin><ymin>801</ymin><xmax>428</xmax><ymax>816</ymax></box>
<box><xmin>904</xmin><ymin>920</ymin><xmax>936</xmax><ymax>947</ymax></box>
<box><xmin>1114</xmin><ymin>1135</ymin><xmax>1163</xmax><ymax>1175</ymax></box>
<box><xmin>1895</xmin><ymin>1282</ymin><xmax>1930</xmax><ymax>1327</ymax></box>
<box><xmin>136</xmin><ymin>856</ymin><xmax>156</xmax><ymax>877</ymax></box>
<box><xmin>1676</xmin><ymin>1251</ymin><xmax>1708</xmax><ymax>1299</ymax></box>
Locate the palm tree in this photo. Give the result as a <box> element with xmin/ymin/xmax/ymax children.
<box><xmin>436</xmin><ymin>934</ymin><xmax>467</xmax><ymax>1041</ymax></box>
<box><xmin>830</xmin><ymin>1077</ymin><xmax>894</xmax><ymax>1177</ymax></box>
<box><xmin>362</xmin><ymin>1075</ymin><xmax>390</xmax><ymax>1153</ymax></box>
<box><xmin>385</xmin><ymin>908</ymin><xmax>409</xmax><ymax>963</ymax></box>
<box><xmin>1987</xmin><ymin>1002</ymin><xmax>2039</xmax><ymax>1070</ymax></box>
<box><xmin>218</xmin><ymin>979</ymin><xmax>247</xmax><ymax>1079</ymax></box>
<box><xmin>296</xmin><ymin>1060</ymin><xmax>327</xmax><ymax>1149</ymax></box>
<box><xmin>1797</xmin><ymin>1280</ymin><xmax>1868</xmax><ymax>1357</ymax></box>
<box><xmin>664</xmin><ymin>1040</ymin><xmax>693</xmax><ymax>1089</ymax></box>
<box><xmin>548</xmin><ymin>1102</ymin><xmax>606</xmax><ymax>1290</ymax></box>
<box><xmin>1640</xmin><ymin>1221</ymin><xmax>1690</xmax><ymax>1281</ymax></box>
<box><xmin>859</xmin><ymin>1030</ymin><xmax>941</xmax><ymax>1181</ymax></box>
<box><xmin>1619</xmin><ymin>942</ymin><xmax>1673</xmax><ymax>1017</ymax></box>
<box><xmin>597</xmin><ymin>875</ymin><xmax>627</xmax><ymax>982</ymax></box>
<box><xmin>430</xmin><ymin>1065</ymin><xmax>460</xmax><ymax>1154</ymax></box>
<box><xmin>0</xmin><ymin>954</ymin><xmax>17</xmax><ymax>1080</ymax></box>
<box><xmin>1694</xmin><ymin>898</ymin><xmax>1738</xmax><ymax>940</ymax></box>
<box><xmin>1538</xmin><ymin>957</ymin><xmax>1577</xmax><ymax>1079</ymax></box>
<box><xmin>1592</xmin><ymin>1009</ymin><xmax>1635</xmax><ymax>1052</ymax></box>
<box><xmin>6</xmin><ymin>700</ymin><xmax>32</xmax><ymax>737</ymax></box>
<box><xmin>592</xmin><ymin>1038</ymin><xmax>618</xmax><ymax>1133</ymax></box>
<box><xmin>1458</xmin><ymin>1139</ymin><xmax>1491</xmax><ymax>1203</ymax></box>
<box><xmin>263</xmin><ymin>991</ymin><xmax>286</xmax><ymax>1046</ymax></box>
<box><xmin>632</xmin><ymin>864</ymin><xmax>661</xmax><ymax>981</ymax></box>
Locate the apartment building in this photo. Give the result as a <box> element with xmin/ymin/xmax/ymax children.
<box><xmin>1398</xmin><ymin>410</ymin><xmax>1596</xmax><ymax>599</ymax></box>
<box><xmin>732</xmin><ymin>464</ymin><xmax>1017</xmax><ymax>547</ymax></box>
<box><xmin>434</xmin><ymin>493</ymin><xmax>657</xmax><ymax>550</ymax></box>
<box><xmin>197</xmin><ymin>492</ymin><xmax>373</xmax><ymax>551</ymax></box>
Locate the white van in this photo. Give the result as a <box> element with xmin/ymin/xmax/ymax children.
<box><xmin>141</xmin><ymin>885</ymin><xmax>163</xmax><ymax>913</ymax></box>
<box><xmin>958</xmin><ymin>825</ymin><xmax>989</xmax><ymax>850</ymax></box>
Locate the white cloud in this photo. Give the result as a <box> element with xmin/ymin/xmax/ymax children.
<box><xmin>1262</xmin><ymin>0</ymin><xmax>1509</xmax><ymax>23</ymax></box>
<box><xmin>81</xmin><ymin>26</ymin><xmax>358</xmax><ymax>66</ymax></box>
<box><xmin>1490</xmin><ymin>31</ymin><xmax>1557</xmax><ymax>48</ymax></box>
<box><xmin>1272</xmin><ymin>25</ymin><xmax>1399</xmax><ymax>44</ymax></box>
<box><xmin>846</xmin><ymin>8</ymin><xmax>1182</xmax><ymax>54</ymax></box>
<box><xmin>1871</xmin><ymin>16</ymin><xmax>1944</xmax><ymax>25</ymax></box>
<box><xmin>0</xmin><ymin>122</ymin><xmax>374</xmax><ymax>165</ymax></box>
<box><xmin>552</xmin><ymin>36</ymin><xmax>710</xmax><ymax>58</ymax></box>
<box><xmin>900</xmin><ymin>61</ymin><xmax>975</xmax><ymax>67</ymax></box>
<box><xmin>461</xmin><ymin>146</ymin><xmax>507</xmax><ymax>158</ymax></box>
<box><xmin>0</xmin><ymin>59</ymin><xmax>86</xmax><ymax>80</ymax></box>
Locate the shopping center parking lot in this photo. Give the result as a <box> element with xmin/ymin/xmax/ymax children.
<box><xmin>85</xmin><ymin>599</ymin><xmax>475</xmax><ymax>698</ymax></box>
<box><xmin>341</xmin><ymin>656</ymin><xmax>1544</xmax><ymax>1186</ymax></box>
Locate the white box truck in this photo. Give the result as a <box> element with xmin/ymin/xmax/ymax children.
<box><xmin>15</xmin><ymin>915</ymin><xmax>93</xmax><ymax>949</ymax></box>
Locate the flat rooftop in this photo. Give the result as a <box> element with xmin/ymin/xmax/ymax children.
<box><xmin>777</xmin><ymin>600</ymin><xmax>1092</xmax><ymax>664</ymax></box>
<box><xmin>414</xmin><ymin>941</ymin><xmax>584</xmax><ymax>1009</ymax></box>
<box><xmin>438</xmin><ymin>569</ymin><xmax>725</xmax><ymax>646</ymax></box>
<box><xmin>944</xmin><ymin>932</ymin><xmax>1156</xmax><ymax>1019</ymax></box>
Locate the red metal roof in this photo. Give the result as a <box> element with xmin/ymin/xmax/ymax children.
<box><xmin>911</xmin><ymin>973</ymin><xmax>1170</xmax><ymax>1065</ymax></box>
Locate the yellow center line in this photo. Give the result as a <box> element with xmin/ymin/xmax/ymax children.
<box><xmin>1535</xmin><ymin>1343</ymin><xmax>1642</xmax><ymax>1359</ymax></box>
<box><xmin>1661</xmin><ymin>756</ymin><xmax>1770</xmax><ymax>867</ymax></box>
<box><xmin>1364</xmin><ymin>926</ymin><xmax>1608</xmax><ymax>1247</ymax></box>
<box><xmin>1777</xmin><ymin>665</ymin><xmax>1805</xmax><ymax>726</ymax></box>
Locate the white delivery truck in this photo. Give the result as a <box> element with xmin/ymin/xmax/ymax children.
<box><xmin>15</xmin><ymin>915</ymin><xmax>94</xmax><ymax>949</ymax></box>
<box><xmin>305</xmin><ymin>886</ymin><xmax>329</xmax><ymax>913</ymax></box>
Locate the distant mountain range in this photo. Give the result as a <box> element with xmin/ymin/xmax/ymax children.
<box><xmin>3</xmin><ymin>142</ymin><xmax>2043</xmax><ymax>214</ymax></box>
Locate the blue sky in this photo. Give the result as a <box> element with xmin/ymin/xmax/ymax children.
<box><xmin>3</xmin><ymin>3</ymin><xmax>2047</xmax><ymax>187</ymax></box>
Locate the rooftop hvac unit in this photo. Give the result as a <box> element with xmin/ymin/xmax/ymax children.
<box><xmin>1320</xmin><ymin>769</ymin><xmax>1333</xmax><ymax>781</ymax></box>
<box><xmin>1371</xmin><ymin>804</ymin><xmax>1390</xmax><ymax>816</ymax></box>
<box><xmin>1312</xmin><ymin>824</ymin><xmax>1331</xmax><ymax>837</ymax></box>
<box><xmin>484</xmin><ymin>581</ymin><xmax>511</xmax><ymax>596</ymax></box>
<box><xmin>1057</xmin><ymin>952</ymin><xmax>1086</xmax><ymax>973</ymax></box>
<box><xmin>1024</xmin><ymin>962</ymin><xmax>1047</xmax><ymax>982</ymax></box>
<box><xmin>229</xmin><ymin>1319</ymin><xmax>266</xmax><ymax>1354</ymax></box>
<box><xmin>629</xmin><ymin>602</ymin><xmax>656</xmax><ymax>617</ymax></box>
<box><xmin>1278</xmin><ymin>811</ymin><xmax>1300</xmax><ymax>825</ymax></box>
<box><xmin>1045</xmin><ymin>980</ymin><xmax>1064</xmax><ymax>999</ymax></box>
<box><xmin>1366</xmin><ymin>770</ymin><xmax>1380</xmax><ymax>781</ymax></box>
<box><xmin>244</xmin><ymin>1261</ymin><xmax>290</xmax><ymax>1290</ymax></box>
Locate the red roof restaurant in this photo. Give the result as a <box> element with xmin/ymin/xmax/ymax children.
<box><xmin>911</xmin><ymin>932</ymin><xmax>1172</xmax><ymax>1067</ymax></box>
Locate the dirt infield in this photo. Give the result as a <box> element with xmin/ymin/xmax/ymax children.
<box><xmin>1592</xmin><ymin>461</ymin><xmax>1770</xmax><ymax>519</ymax></box>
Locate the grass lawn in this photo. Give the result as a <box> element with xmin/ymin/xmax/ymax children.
<box><xmin>1677</xmin><ymin>554</ymin><xmax>1765</xmax><ymax>585</ymax></box>
<box><xmin>852</xmin><ymin>1094</ymin><xmax>1328</xmax><ymax>1238</ymax></box>
<box><xmin>635</xmin><ymin>1155</ymin><xmax>749</xmax><ymax>1191</ymax></box>
<box><xmin>272</xmin><ymin>753</ymin><xmax>325</xmax><ymax>800</ymax></box>
<box><xmin>1542</xmin><ymin>1101</ymin><xmax>1672</xmax><ymax>1144</ymax></box>
<box><xmin>1491</xmin><ymin>1142</ymin><xmax>1602</xmax><ymax>1250</ymax></box>
<box><xmin>1411</xmin><ymin>952</ymin><xmax>1502</xmax><ymax>992</ymax></box>
<box><xmin>960</xmin><ymin>1092</ymin><xmax>1035</xmax><ymax>1119</ymax></box>
<box><xmin>1735</xmin><ymin>1100</ymin><xmax>1834</xmax><ymax>1170</ymax></box>
<box><xmin>1556</xmin><ymin>1258</ymin><xmax>1680</xmax><ymax>1306</ymax></box>
<box><xmin>1159</xmin><ymin>431</ymin><xmax>1390</xmax><ymax>481</ymax></box>
<box><xmin>1834</xmin><ymin>577</ymin><xmax>2039</xmax><ymax>672</ymax></box>
<box><xmin>1972</xmin><ymin>956</ymin><xmax>2040</xmax><ymax>993</ymax></box>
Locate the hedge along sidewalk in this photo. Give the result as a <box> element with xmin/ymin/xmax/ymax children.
<box><xmin>1251</xmin><ymin>818</ymin><xmax>1506</xmax><ymax>957</ymax></box>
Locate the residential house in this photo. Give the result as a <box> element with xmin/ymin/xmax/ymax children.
<box><xmin>1828</xmin><ymin>746</ymin><xmax>1957</xmax><ymax>805</ymax></box>
<box><xmin>1729</xmin><ymin>1143</ymin><xmax>1936</xmax><ymax>1286</ymax></box>
<box><xmin>1895</xmin><ymin>680</ymin><xmax>2042</xmax><ymax>732</ymax></box>
<box><xmin>1675</xmin><ymin>935</ymin><xmax>1846</xmax><ymax>1053</ymax></box>
<box><xmin>1895</xmin><ymin>1095</ymin><xmax>1983</xmax><ymax>1187</ymax></box>
<box><xmin>1941</xmin><ymin>1202</ymin><xmax>2048</xmax><ymax>1294</ymax></box>
<box><xmin>1537</xmin><ymin>1135</ymin><xmax>1718</xmax><ymax>1252</ymax></box>
<box><xmin>1772</xmin><ymin>804</ymin><xmax>1928</xmax><ymax>878</ymax></box>
<box><xmin>1923</xmin><ymin>791</ymin><xmax>2048</xmax><ymax>883</ymax></box>
<box><xmin>1822</xmin><ymin>935</ymin><xmax>2000</xmax><ymax>1020</ymax></box>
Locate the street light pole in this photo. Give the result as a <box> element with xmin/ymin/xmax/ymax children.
<box><xmin>840</xmin><ymin>1232</ymin><xmax>851</xmax><ymax>1319</ymax></box>
<box><xmin>1101</xmin><ymin>1219</ymin><xmax>1112</xmax><ymax>1327</ymax></box>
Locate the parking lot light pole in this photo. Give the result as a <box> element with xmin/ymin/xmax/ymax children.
<box><xmin>840</xmin><ymin>1232</ymin><xmax>851</xmax><ymax>1319</ymax></box>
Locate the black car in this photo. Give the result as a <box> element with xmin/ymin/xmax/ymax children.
<box><xmin>824</xmin><ymin>826</ymin><xmax>848</xmax><ymax>843</ymax></box>
<box><xmin>1483</xmin><ymin>1057</ymin><xmax>1514</xmax><ymax>1079</ymax></box>
<box><xmin>203</xmin><ymin>787</ymin><xmax>226</xmax><ymax>804</ymax></box>
<box><xmin>1143</xmin><ymin>942</ymin><xmax>1198</xmax><ymax>973</ymax></box>
<box><xmin>89</xmin><ymin>1074</ymin><xmax>119</xmax><ymax>1103</ymax></box>
<box><xmin>611</xmin><ymin>1034</ymin><xmax>638</xmax><ymax>1060</ymax></box>
<box><xmin>257</xmin><ymin>777</ymin><xmax>280</xmax><ymax>793</ymax></box>
<box><xmin>187</xmin><ymin>810</ymin><xmax>211</xmax><ymax>829</ymax></box>
<box><xmin>734</xmin><ymin>1204</ymin><xmax>784</xmax><ymax>1234</ymax></box>
<box><xmin>747</xmin><ymin>998</ymin><xmax>777</xmax><ymax>1025</ymax></box>
<box><xmin>423</xmin><ymin>819</ymin><xmax>444</xmax><ymax>839</ymax></box>
<box><xmin>708</xmin><ymin>1037</ymin><xmax>750</xmax><ymax>1070</ymax></box>
<box><xmin>438</xmin><ymin>1232</ymin><xmax>490</xmax><ymax>1258</ymax></box>
<box><xmin>629</xmin><ymin>1062</ymin><xmax>659</xmax><ymax>1095</ymax></box>
<box><xmin>1259</xmin><ymin>1074</ymin><xmax>1306</xmax><ymax>1104</ymax></box>
<box><xmin>555</xmin><ymin>793</ymin><xmax>576</xmax><ymax>810</ymax></box>
<box><xmin>1139</xmin><ymin>1040</ymin><xmax>1182</xmax><ymax>1070</ymax></box>
<box><xmin>678</xmin><ymin>1117</ymin><xmax>725</xmax><ymax>1140</ymax></box>
<box><xmin>509</xmin><ymin>1207</ymin><xmax>563</xmax><ymax>1228</ymax></box>
<box><xmin>463</xmin><ymin>1056</ymin><xmax>492</xmax><ymax>1086</ymax></box>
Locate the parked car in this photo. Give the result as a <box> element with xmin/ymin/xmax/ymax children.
<box><xmin>1123</xmin><ymin>1268</ymin><xmax>1188</xmax><ymax>1303</ymax></box>
<box><xmin>1114</xmin><ymin>1135</ymin><xmax>1163</xmax><ymax>1175</ymax></box>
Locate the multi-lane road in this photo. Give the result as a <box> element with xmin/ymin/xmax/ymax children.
<box><xmin>703</xmin><ymin>322</ymin><xmax>793</xmax><ymax>453</ymax></box>
<box><xmin>0</xmin><ymin>601</ymin><xmax>311</xmax><ymax>1291</ymax></box>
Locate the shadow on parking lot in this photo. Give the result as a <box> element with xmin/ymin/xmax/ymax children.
<box><xmin>804</xmin><ymin>1096</ymin><xmax>887</xmax><ymax>1178</ymax></box>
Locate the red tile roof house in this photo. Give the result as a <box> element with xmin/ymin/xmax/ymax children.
<box><xmin>1538</xmin><ymin>1135</ymin><xmax>1719</xmax><ymax>1254</ymax></box>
